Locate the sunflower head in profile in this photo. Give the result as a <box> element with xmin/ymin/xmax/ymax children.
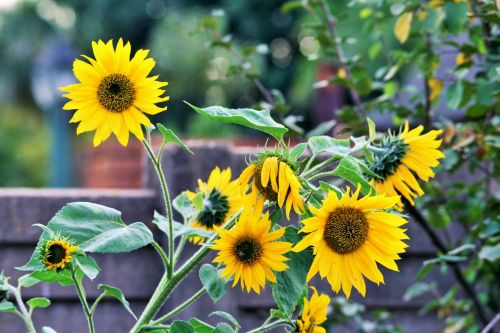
<box><xmin>295</xmin><ymin>287</ymin><xmax>330</xmax><ymax>333</ymax></box>
<box><xmin>239</xmin><ymin>148</ymin><xmax>304</xmax><ymax>220</ymax></box>
<box><xmin>42</xmin><ymin>237</ymin><xmax>79</xmax><ymax>271</ymax></box>
<box><xmin>211</xmin><ymin>198</ymin><xmax>292</xmax><ymax>294</ymax></box>
<box><xmin>293</xmin><ymin>185</ymin><xmax>409</xmax><ymax>298</ymax></box>
<box><xmin>369</xmin><ymin>121</ymin><xmax>444</xmax><ymax>205</ymax></box>
<box><xmin>60</xmin><ymin>39</ymin><xmax>169</xmax><ymax>147</ymax></box>
<box><xmin>186</xmin><ymin>167</ymin><xmax>242</xmax><ymax>244</ymax></box>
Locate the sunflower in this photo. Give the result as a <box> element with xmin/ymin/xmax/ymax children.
<box><xmin>212</xmin><ymin>198</ymin><xmax>292</xmax><ymax>294</ymax></box>
<box><xmin>293</xmin><ymin>186</ymin><xmax>409</xmax><ymax>298</ymax></box>
<box><xmin>296</xmin><ymin>287</ymin><xmax>330</xmax><ymax>333</ymax></box>
<box><xmin>42</xmin><ymin>238</ymin><xmax>79</xmax><ymax>270</ymax></box>
<box><xmin>186</xmin><ymin>167</ymin><xmax>242</xmax><ymax>244</ymax></box>
<box><xmin>60</xmin><ymin>39</ymin><xmax>169</xmax><ymax>147</ymax></box>
<box><xmin>239</xmin><ymin>154</ymin><xmax>304</xmax><ymax>219</ymax></box>
<box><xmin>369</xmin><ymin>121</ymin><xmax>444</xmax><ymax>205</ymax></box>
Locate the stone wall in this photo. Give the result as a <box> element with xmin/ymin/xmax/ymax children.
<box><xmin>0</xmin><ymin>141</ymin><xmax>465</xmax><ymax>332</ymax></box>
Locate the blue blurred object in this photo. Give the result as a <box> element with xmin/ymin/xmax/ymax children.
<box><xmin>31</xmin><ymin>38</ymin><xmax>77</xmax><ymax>187</ymax></box>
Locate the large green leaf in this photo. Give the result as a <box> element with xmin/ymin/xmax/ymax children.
<box><xmin>29</xmin><ymin>269</ymin><xmax>82</xmax><ymax>286</ymax></box>
<box><xmin>271</xmin><ymin>227</ymin><xmax>313</xmax><ymax>316</ymax></box>
<box><xmin>19</xmin><ymin>202</ymin><xmax>153</xmax><ymax>271</ymax></box>
<box><xmin>186</xmin><ymin>102</ymin><xmax>287</xmax><ymax>140</ymax></box>
<box><xmin>199</xmin><ymin>264</ymin><xmax>227</xmax><ymax>303</ymax></box>
<box><xmin>331</xmin><ymin>157</ymin><xmax>374</xmax><ymax>195</ymax></box>
<box><xmin>308</xmin><ymin>136</ymin><xmax>350</xmax><ymax>156</ymax></box>
<box><xmin>97</xmin><ymin>284</ymin><xmax>136</xmax><ymax>319</ymax></box>
<box><xmin>75</xmin><ymin>256</ymin><xmax>100</xmax><ymax>280</ymax></box>
<box><xmin>170</xmin><ymin>320</ymin><xmax>195</xmax><ymax>333</ymax></box>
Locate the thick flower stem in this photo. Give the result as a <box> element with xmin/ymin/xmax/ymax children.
<box><xmin>7</xmin><ymin>285</ymin><xmax>36</xmax><ymax>333</ymax></box>
<box><xmin>71</xmin><ymin>267</ymin><xmax>95</xmax><ymax>333</ymax></box>
<box><xmin>142</xmin><ymin>140</ymin><xmax>174</xmax><ymax>278</ymax></box>
<box><xmin>150</xmin><ymin>287</ymin><xmax>206</xmax><ymax>326</ymax></box>
<box><xmin>247</xmin><ymin>319</ymin><xmax>291</xmax><ymax>333</ymax></box>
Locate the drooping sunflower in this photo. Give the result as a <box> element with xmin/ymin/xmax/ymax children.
<box><xmin>212</xmin><ymin>198</ymin><xmax>292</xmax><ymax>294</ymax></box>
<box><xmin>60</xmin><ymin>39</ymin><xmax>169</xmax><ymax>147</ymax></box>
<box><xmin>239</xmin><ymin>152</ymin><xmax>304</xmax><ymax>219</ymax></box>
<box><xmin>293</xmin><ymin>186</ymin><xmax>409</xmax><ymax>298</ymax></box>
<box><xmin>296</xmin><ymin>287</ymin><xmax>330</xmax><ymax>333</ymax></box>
<box><xmin>42</xmin><ymin>238</ymin><xmax>79</xmax><ymax>270</ymax></box>
<box><xmin>186</xmin><ymin>167</ymin><xmax>242</xmax><ymax>244</ymax></box>
<box><xmin>369</xmin><ymin>121</ymin><xmax>444</xmax><ymax>205</ymax></box>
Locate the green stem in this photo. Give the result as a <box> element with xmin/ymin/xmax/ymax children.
<box><xmin>72</xmin><ymin>267</ymin><xmax>95</xmax><ymax>333</ymax></box>
<box><xmin>173</xmin><ymin>234</ymin><xmax>189</xmax><ymax>266</ymax></box>
<box><xmin>8</xmin><ymin>285</ymin><xmax>36</xmax><ymax>333</ymax></box>
<box><xmin>142</xmin><ymin>140</ymin><xmax>174</xmax><ymax>278</ymax></box>
<box><xmin>305</xmin><ymin>170</ymin><xmax>336</xmax><ymax>182</ymax></box>
<box><xmin>151</xmin><ymin>240</ymin><xmax>170</xmax><ymax>271</ymax></box>
<box><xmin>150</xmin><ymin>287</ymin><xmax>206</xmax><ymax>326</ymax></box>
<box><xmin>90</xmin><ymin>293</ymin><xmax>106</xmax><ymax>315</ymax></box>
<box><xmin>302</xmin><ymin>154</ymin><xmax>317</xmax><ymax>173</ymax></box>
<box><xmin>247</xmin><ymin>319</ymin><xmax>291</xmax><ymax>333</ymax></box>
<box><xmin>301</xmin><ymin>156</ymin><xmax>337</xmax><ymax>178</ymax></box>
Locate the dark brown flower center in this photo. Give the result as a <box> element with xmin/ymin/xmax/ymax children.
<box><xmin>324</xmin><ymin>207</ymin><xmax>368</xmax><ymax>254</ymax></box>
<box><xmin>46</xmin><ymin>244</ymin><xmax>67</xmax><ymax>264</ymax></box>
<box><xmin>233</xmin><ymin>237</ymin><xmax>263</xmax><ymax>264</ymax></box>
<box><xmin>97</xmin><ymin>74</ymin><xmax>135</xmax><ymax>112</ymax></box>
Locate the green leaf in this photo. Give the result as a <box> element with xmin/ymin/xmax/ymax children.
<box><xmin>478</xmin><ymin>244</ymin><xmax>500</xmax><ymax>262</ymax></box>
<box><xmin>213</xmin><ymin>323</ymin><xmax>234</xmax><ymax>333</ymax></box>
<box><xmin>416</xmin><ymin>262</ymin><xmax>435</xmax><ymax>281</ymax></box>
<box><xmin>97</xmin><ymin>284</ymin><xmax>136</xmax><ymax>319</ymax></box>
<box><xmin>18</xmin><ymin>274</ymin><xmax>40</xmax><ymax>288</ymax></box>
<box><xmin>27</xmin><ymin>297</ymin><xmax>51</xmax><ymax>310</ymax></box>
<box><xmin>270</xmin><ymin>308</ymin><xmax>289</xmax><ymax>320</ymax></box>
<box><xmin>272</xmin><ymin>227</ymin><xmax>313</xmax><ymax>316</ymax></box>
<box><xmin>30</xmin><ymin>269</ymin><xmax>81</xmax><ymax>286</ymax></box>
<box><xmin>465</xmin><ymin>104</ymin><xmax>489</xmax><ymax>118</ymax></box>
<box><xmin>170</xmin><ymin>320</ymin><xmax>195</xmax><ymax>333</ymax></box>
<box><xmin>173</xmin><ymin>193</ymin><xmax>196</xmax><ymax>221</ymax></box>
<box><xmin>0</xmin><ymin>301</ymin><xmax>16</xmax><ymax>313</ymax></box>
<box><xmin>308</xmin><ymin>136</ymin><xmax>350</xmax><ymax>156</ymax></box>
<box><xmin>331</xmin><ymin>157</ymin><xmax>374</xmax><ymax>195</ymax></box>
<box><xmin>210</xmin><ymin>311</ymin><xmax>240</xmax><ymax>330</ymax></box>
<box><xmin>188</xmin><ymin>318</ymin><xmax>214</xmax><ymax>333</ymax></box>
<box><xmin>367</xmin><ymin>117</ymin><xmax>376</xmax><ymax>141</ymax></box>
<box><xmin>289</xmin><ymin>143</ymin><xmax>308</xmax><ymax>160</ymax></box>
<box><xmin>199</xmin><ymin>264</ymin><xmax>228</xmax><ymax>303</ymax></box>
<box><xmin>75</xmin><ymin>256</ymin><xmax>100</xmax><ymax>280</ymax></box>
<box><xmin>186</xmin><ymin>102</ymin><xmax>287</xmax><ymax>141</ymax></box>
<box><xmin>80</xmin><ymin>222</ymin><xmax>153</xmax><ymax>253</ymax></box>
<box><xmin>318</xmin><ymin>181</ymin><xmax>343</xmax><ymax>197</ymax></box>
<box><xmin>153</xmin><ymin>212</ymin><xmax>213</xmax><ymax>239</ymax></box>
<box><xmin>444</xmin><ymin>2</ymin><xmax>468</xmax><ymax>34</ymax></box>
<box><xmin>446</xmin><ymin>81</ymin><xmax>464</xmax><ymax>110</ymax></box>
<box><xmin>156</xmin><ymin>123</ymin><xmax>194</xmax><ymax>155</ymax></box>
<box><xmin>306</xmin><ymin>120</ymin><xmax>336</xmax><ymax>138</ymax></box>
<box><xmin>42</xmin><ymin>327</ymin><xmax>58</xmax><ymax>333</ymax></box>
<box><xmin>403</xmin><ymin>282</ymin><xmax>434</xmax><ymax>302</ymax></box>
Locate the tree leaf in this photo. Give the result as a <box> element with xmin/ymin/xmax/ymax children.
<box><xmin>27</xmin><ymin>297</ymin><xmax>51</xmax><ymax>310</ymax></box>
<box><xmin>185</xmin><ymin>102</ymin><xmax>287</xmax><ymax>141</ymax></box>
<box><xmin>156</xmin><ymin>123</ymin><xmax>193</xmax><ymax>155</ymax></box>
<box><xmin>170</xmin><ymin>320</ymin><xmax>195</xmax><ymax>333</ymax></box>
<box><xmin>394</xmin><ymin>12</ymin><xmax>413</xmax><ymax>44</ymax></box>
<box><xmin>446</xmin><ymin>80</ymin><xmax>464</xmax><ymax>110</ymax></box>
<box><xmin>97</xmin><ymin>284</ymin><xmax>136</xmax><ymax>319</ymax></box>
<box><xmin>199</xmin><ymin>264</ymin><xmax>228</xmax><ymax>303</ymax></box>
<box><xmin>271</xmin><ymin>227</ymin><xmax>313</xmax><ymax>316</ymax></box>
<box><xmin>308</xmin><ymin>136</ymin><xmax>350</xmax><ymax>156</ymax></box>
<box><xmin>75</xmin><ymin>256</ymin><xmax>100</xmax><ymax>280</ymax></box>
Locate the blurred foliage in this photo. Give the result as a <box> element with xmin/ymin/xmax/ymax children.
<box><xmin>0</xmin><ymin>105</ymin><xmax>48</xmax><ymax>187</ymax></box>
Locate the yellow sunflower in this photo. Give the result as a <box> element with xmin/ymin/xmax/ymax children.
<box><xmin>186</xmin><ymin>167</ymin><xmax>242</xmax><ymax>244</ymax></box>
<box><xmin>239</xmin><ymin>155</ymin><xmax>304</xmax><ymax>220</ymax></box>
<box><xmin>212</xmin><ymin>198</ymin><xmax>292</xmax><ymax>294</ymax></box>
<box><xmin>293</xmin><ymin>185</ymin><xmax>409</xmax><ymax>298</ymax></box>
<box><xmin>42</xmin><ymin>238</ymin><xmax>79</xmax><ymax>270</ymax></box>
<box><xmin>60</xmin><ymin>39</ymin><xmax>169</xmax><ymax>147</ymax></box>
<box><xmin>370</xmin><ymin>121</ymin><xmax>444</xmax><ymax>205</ymax></box>
<box><xmin>296</xmin><ymin>287</ymin><xmax>330</xmax><ymax>333</ymax></box>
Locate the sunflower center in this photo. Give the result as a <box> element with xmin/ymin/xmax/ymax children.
<box><xmin>45</xmin><ymin>244</ymin><xmax>67</xmax><ymax>264</ymax></box>
<box><xmin>369</xmin><ymin>138</ymin><xmax>408</xmax><ymax>180</ymax></box>
<box><xmin>233</xmin><ymin>237</ymin><xmax>263</xmax><ymax>264</ymax></box>
<box><xmin>324</xmin><ymin>207</ymin><xmax>368</xmax><ymax>254</ymax></box>
<box><xmin>197</xmin><ymin>189</ymin><xmax>230</xmax><ymax>229</ymax></box>
<box><xmin>97</xmin><ymin>74</ymin><xmax>135</xmax><ymax>112</ymax></box>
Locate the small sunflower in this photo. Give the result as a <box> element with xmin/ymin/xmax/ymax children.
<box><xmin>212</xmin><ymin>198</ymin><xmax>292</xmax><ymax>294</ymax></box>
<box><xmin>239</xmin><ymin>151</ymin><xmax>304</xmax><ymax>219</ymax></box>
<box><xmin>42</xmin><ymin>238</ymin><xmax>79</xmax><ymax>270</ymax></box>
<box><xmin>369</xmin><ymin>121</ymin><xmax>444</xmax><ymax>205</ymax></box>
<box><xmin>60</xmin><ymin>39</ymin><xmax>169</xmax><ymax>147</ymax></box>
<box><xmin>293</xmin><ymin>186</ymin><xmax>409</xmax><ymax>298</ymax></box>
<box><xmin>186</xmin><ymin>167</ymin><xmax>242</xmax><ymax>244</ymax></box>
<box><xmin>296</xmin><ymin>287</ymin><xmax>330</xmax><ymax>333</ymax></box>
